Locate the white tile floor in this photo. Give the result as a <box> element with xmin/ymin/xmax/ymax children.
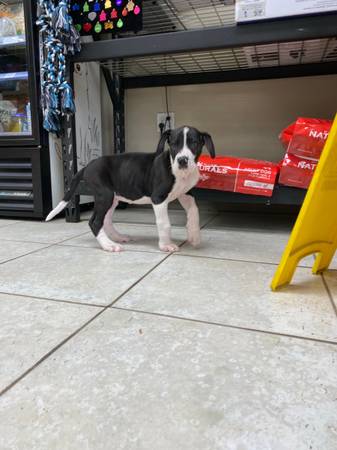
<box><xmin>0</xmin><ymin>207</ymin><xmax>337</xmax><ymax>450</ymax></box>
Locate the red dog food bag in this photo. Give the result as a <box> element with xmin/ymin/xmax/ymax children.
<box><xmin>197</xmin><ymin>156</ymin><xmax>279</xmax><ymax>197</ymax></box>
<box><xmin>279</xmin><ymin>122</ymin><xmax>296</xmax><ymax>149</ymax></box>
<box><xmin>235</xmin><ymin>159</ymin><xmax>279</xmax><ymax>197</ymax></box>
<box><xmin>279</xmin><ymin>153</ymin><xmax>318</xmax><ymax>189</ymax></box>
<box><xmin>286</xmin><ymin>117</ymin><xmax>332</xmax><ymax>159</ymax></box>
<box><xmin>197</xmin><ymin>156</ymin><xmax>237</xmax><ymax>192</ymax></box>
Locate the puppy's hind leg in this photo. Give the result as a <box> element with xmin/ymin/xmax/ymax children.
<box><xmin>89</xmin><ymin>192</ymin><xmax>123</xmax><ymax>252</ymax></box>
<box><xmin>103</xmin><ymin>197</ymin><xmax>131</xmax><ymax>243</ymax></box>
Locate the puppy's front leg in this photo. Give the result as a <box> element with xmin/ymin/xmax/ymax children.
<box><xmin>152</xmin><ymin>201</ymin><xmax>179</xmax><ymax>252</ymax></box>
<box><xmin>178</xmin><ymin>194</ymin><xmax>201</xmax><ymax>247</ymax></box>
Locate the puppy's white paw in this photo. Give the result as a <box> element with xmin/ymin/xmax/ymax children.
<box><xmin>102</xmin><ymin>243</ymin><xmax>123</xmax><ymax>253</ymax></box>
<box><xmin>188</xmin><ymin>232</ymin><xmax>201</xmax><ymax>247</ymax></box>
<box><xmin>159</xmin><ymin>242</ymin><xmax>180</xmax><ymax>253</ymax></box>
<box><xmin>97</xmin><ymin>229</ymin><xmax>123</xmax><ymax>253</ymax></box>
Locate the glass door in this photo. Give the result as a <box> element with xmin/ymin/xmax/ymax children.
<box><xmin>0</xmin><ymin>0</ymin><xmax>35</xmax><ymax>143</ymax></box>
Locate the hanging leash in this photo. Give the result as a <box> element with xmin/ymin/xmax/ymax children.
<box><xmin>36</xmin><ymin>0</ymin><xmax>81</xmax><ymax>135</ymax></box>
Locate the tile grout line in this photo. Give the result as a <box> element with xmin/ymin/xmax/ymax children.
<box><xmin>0</xmin><ymin>243</ymin><xmax>56</xmax><ymax>267</ymax></box>
<box><xmin>0</xmin><ymin>307</ymin><xmax>107</xmax><ymax>397</ymax></box>
<box><xmin>320</xmin><ymin>273</ymin><xmax>337</xmax><ymax>317</ymax></box>
<box><xmin>0</xmin><ymin>290</ymin><xmax>105</xmax><ymax>308</ymax></box>
<box><xmin>0</xmin><ymin>238</ymin><xmax>329</xmax><ymax>271</ymax></box>
<box><xmin>0</xmin><ymin>250</ymin><xmax>174</xmax><ymax>397</ymax></box>
<box><xmin>1</xmin><ymin>212</ymin><xmax>311</xmax><ymax>396</ymax></box>
<box><xmin>1</xmin><ymin>214</ymin><xmax>331</xmax><ymax>396</ymax></box>
<box><xmin>106</xmin><ymin>253</ymin><xmax>174</xmax><ymax>308</ymax></box>
<box><xmin>174</xmin><ymin>252</ymin><xmax>313</xmax><ymax>269</ymax></box>
<box><xmin>0</xmin><ymin>217</ymin><xmax>219</xmax><ymax>312</ymax></box>
<box><xmin>111</xmin><ymin>306</ymin><xmax>337</xmax><ymax>347</ymax></box>
<box><xmin>0</xmin><ymin>216</ymin><xmax>211</xmax><ymax>259</ymax></box>
<box><xmin>0</xmin><ymin>238</ymin><xmax>59</xmax><ymax>245</ymax></box>
<box><xmin>0</xmin><ymin>230</ymin><xmax>98</xmax><ymax>266</ymax></box>
<box><xmin>200</xmin><ymin>212</ymin><xmax>220</xmax><ymax>230</ymax></box>
<box><xmin>54</xmin><ymin>242</ymin><xmax>180</xmax><ymax>255</ymax></box>
<box><xmin>0</xmin><ymin>228</ymin><xmax>91</xmax><ymax>246</ymax></box>
<box><xmin>51</xmin><ymin>229</ymin><xmax>94</xmax><ymax>244</ymax></box>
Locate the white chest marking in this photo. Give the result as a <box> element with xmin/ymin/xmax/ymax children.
<box><xmin>168</xmin><ymin>168</ymin><xmax>200</xmax><ymax>202</ymax></box>
<box><xmin>116</xmin><ymin>195</ymin><xmax>152</xmax><ymax>205</ymax></box>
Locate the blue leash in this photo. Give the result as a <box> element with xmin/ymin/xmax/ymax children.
<box><xmin>36</xmin><ymin>0</ymin><xmax>81</xmax><ymax>135</ymax></box>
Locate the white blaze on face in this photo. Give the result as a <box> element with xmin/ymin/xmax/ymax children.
<box><xmin>183</xmin><ymin>126</ymin><xmax>189</xmax><ymax>149</ymax></box>
<box><xmin>172</xmin><ymin>126</ymin><xmax>197</xmax><ymax>177</ymax></box>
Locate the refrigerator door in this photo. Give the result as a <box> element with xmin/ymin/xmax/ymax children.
<box><xmin>0</xmin><ymin>0</ymin><xmax>40</xmax><ymax>146</ymax></box>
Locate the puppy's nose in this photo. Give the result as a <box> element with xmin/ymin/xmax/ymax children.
<box><xmin>177</xmin><ymin>156</ymin><xmax>188</xmax><ymax>169</ymax></box>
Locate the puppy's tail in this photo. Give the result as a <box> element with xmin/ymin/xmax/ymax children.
<box><xmin>45</xmin><ymin>168</ymin><xmax>85</xmax><ymax>222</ymax></box>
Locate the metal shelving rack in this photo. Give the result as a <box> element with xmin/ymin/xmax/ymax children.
<box><xmin>62</xmin><ymin>1</ymin><xmax>337</xmax><ymax>221</ymax></box>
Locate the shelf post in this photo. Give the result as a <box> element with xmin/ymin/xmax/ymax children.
<box><xmin>61</xmin><ymin>62</ymin><xmax>80</xmax><ymax>222</ymax></box>
<box><xmin>113</xmin><ymin>73</ymin><xmax>125</xmax><ymax>154</ymax></box>
<box><xmin>101</xmin><ymin>67</ymin><xmax>125</xmax><ymax>154</ymax></box>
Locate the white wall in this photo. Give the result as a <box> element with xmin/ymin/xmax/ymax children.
<box><xmin>74</xmin><ymin>62</ymin><xmax>102</xmax><ymax>169</ymax></box>
<box><xmin>124</xmin><ymin>75</ymin><xmax>337</xmax><ymax>162</ymax></box>
<box><xmin>48</xmin><ymin>134</ymin><xmax>64</xmax><ymax>208</ymax></box>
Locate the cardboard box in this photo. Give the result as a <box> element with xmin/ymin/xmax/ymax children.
<box><xmin>197</xmin><ymin>155</ymin><xmax>279</xmax><ymax>197</ymax></box>
<box><xmin>279</xmin><ymin>153</ymin><xmax>318</xmax><ymax>189</ymax></box>
<box><xmin>236</xmin><ymin>0</ymin><xmax>337</xmax><ymax>23</ymax></box>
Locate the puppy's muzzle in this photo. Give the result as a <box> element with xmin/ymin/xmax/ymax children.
<box><xmin>177</xmin><ymin>156</ymin><xmax>189</xmax><ymax>169</ymax></box>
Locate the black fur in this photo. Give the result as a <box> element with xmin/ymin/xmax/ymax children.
<box><xmin>64</xmin><ymin>168</ymin><xmax>85</xmax><ymax>202</ymax></box>
<box><xmin>56</xmin><ymin>126</ymin><xmax>215</xmax><ymax>239</ymax></box>
<box><xmin>82</xmin><ymin>152</ymin><xmax>175</xmax><ymax>235</ymax></box>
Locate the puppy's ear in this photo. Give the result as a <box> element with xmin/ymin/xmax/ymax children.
<box><xmin>202</xmin><ymin>133</ymin><xmax>215</xmax><ymax>158</ymax></box>
<box><xmin>156</xmin><ymin>130</ymin><xmax>171</xmax><ymax>155</ymax></box>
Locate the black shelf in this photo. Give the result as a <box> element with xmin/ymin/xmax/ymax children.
<box><xmin>75</xmin><ymin>11</ymin><xmax>337</xmax><ymax>88</ymax></box>
<box><xmin>62</xmin><ymin>9</ymin><xmax>337</xmax><ymax>220</ymax></box>
<box><xmin>124</xmin><ymin>61</ymin><xmax>337</xmax><ymax>88</ymax></box>
<box><xmin>192</xmin><ymin>185</ymin><xmax>306</xmax><ymax>206</ymax></box>
<box><xmin>74</xmin><ymin>14</ymin><xmax>337</xmax><ymax>62</ymax></box>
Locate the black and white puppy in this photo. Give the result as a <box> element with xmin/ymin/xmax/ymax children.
<box><xmin>46</xmin><ymin>126</ymin><xmax>215</xmax><ymax>252</ymax></box>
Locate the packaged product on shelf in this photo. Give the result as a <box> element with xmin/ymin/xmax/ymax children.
<box><xmin>25</xmin><ymin>102</ymin><xmax>31</xmax><ymax>133</ymax></box>
<box><xmin>236</xmin><ymin>0</ymin><xmax>337</xmax><ymax>23</ymax></box>
<box><xmin>0</xmin><ymin>100</ymin><xmax>17</xmax><ymax>133</ymax></box>
<box><xmin>197</xmin><ymin>155</ymin><xmax>279</xmax><ymax>197</ymax></box>
<box><xmin>279</xmin><ymin>122</ymin><xmax>296</xmax><ymax>149</ymax></box>
<box><xmin>279</xmin><ymin>153</ymin><xmax>318</xmax><ymax>189</ymax></box>
<box><xmin>286</xmin><ymin>117</ymin><xmax>332</xmax><ymax>159</ymax></box>
<box><xmin>0</xmin><ymin>2</ymin><xmax>25</xmax><ymax>37</ymax></box>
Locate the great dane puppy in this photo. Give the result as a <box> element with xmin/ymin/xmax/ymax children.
<box><xmin>46</xmin><ymin>126</ymin><xmax>215</xmax><ymax>252</ymax></box>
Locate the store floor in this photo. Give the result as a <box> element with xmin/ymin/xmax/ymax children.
<box><xmin>0</xmin><ymin>206</ymin><xmax>337</xmax><ymax>450</ymax></box>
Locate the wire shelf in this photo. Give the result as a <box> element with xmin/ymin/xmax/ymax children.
<box><xmin>135</xmin><ymin>0</ymin><xmax>236</xmax><ymax>35</ymax></box>
<box><xmin>101</xmin><ymin>37</ymin><xmax>337</xmax><ymax>78</ymax></box>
